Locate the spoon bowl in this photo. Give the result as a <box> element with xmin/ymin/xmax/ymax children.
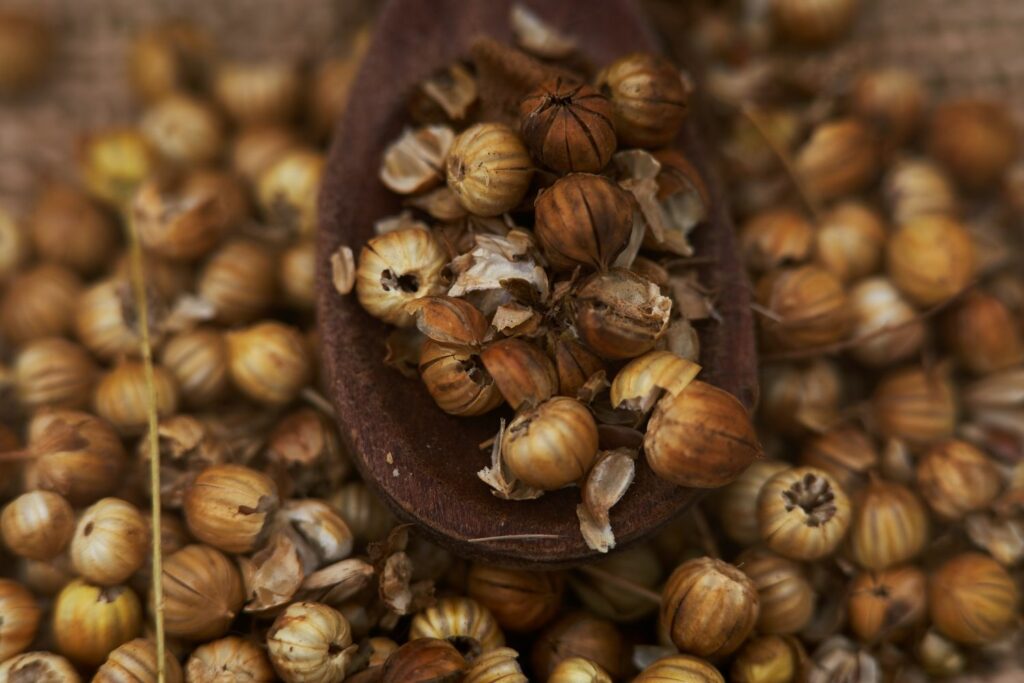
<box><xmin>317</xmin><ymin>0</ymin><xmax>756</xmax><ymax>567</ymax></box>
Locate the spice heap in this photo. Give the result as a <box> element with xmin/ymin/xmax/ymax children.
<box><xmin>341</xmin><ymin>9</ymin><xmax>761</xmax><ymax>553</ymax></box>
<box><xmin>0</xmin><ymin>1</ymin><xmax>1022</xmax><ymax>682</ymax></box>
<box><xmin>675</xmin><ymin>0</ymin><xmax>1024</xmax><ymax>679</ymax></box>
<box><xmin>0</xmin><ymin>11</ymin><xmax>443</xmax><ymax>683</ymax></box>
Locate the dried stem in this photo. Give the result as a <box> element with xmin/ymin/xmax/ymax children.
<box><xmin>467</xmin><ymin>533</ymin><xmax>561</xmax><ymax>543</ymax></box>
<box><xmin>664</xmin><ymin>256</ymin><xmax>720</xmax><ymax>269</ymax></box>
<box><xmin>0</xmin><ymin>448</ymin><xmax>34</xmax><ymax>463</ymax></box>
<box><xmin>300</xmin><ymin>387</ymin><xmax>336</xmax><ymax>417</ymax></box>
<box><xmin>470</xmin><ymin>37</ymin><xmax>571</xmax><ymax>122</ymax></box>
<box><xmin>0</xmin><ymin>418</ymin><xmax>81</xmax><ymax>462</ymax></box>
<box><xmin>761</xmin><ymin>280</ymin><xmax>975</xmax><ymax>362</ymax></box>
<box><xmin>470</xmin><ymin>36</ymin><xmax>554</xmax><ymax>92</ymax></box>
<box><xmin>124</xmin><ymin>210</ymin><xmax>166</xmax><ymax>683</ymax></box>
<box><xmin>740</xmin><ymin>104</ymin><xmax>823</xmax><ymax>222</ymax></box>
<box><xmin>575</xmin><ymin>564</ymin><xmax>662</xmax><ymax>606</ymax></box>
<box><xmin>691</xmin><ymin>504</ymin><xmax>721</xmax><ymax>560</ymax></box>
<box><xmin>750</xmin><ymin>301</ymin><xmax>784</xmax><ymax>323</ymax></box>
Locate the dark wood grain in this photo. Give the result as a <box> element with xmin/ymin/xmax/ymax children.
<box><xmin>316</xmin><ymin>0</ymin><xmax>757</xmax><ymax>568</ymax></box>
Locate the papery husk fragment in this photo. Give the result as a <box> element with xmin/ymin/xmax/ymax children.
<box><xmin>418</xmin><ymin>63</ymin><xmax>478</xmax><ymax>122</ymax></box>
<box><xmin>407</xmin><ymin>296</ymin><xmax>489</xmax><ymax>348</ymax></box>
<box><xmin>448</xmin><ymin>231</ymin><xmax>550</xmax><ymax>315</ymax></box>
<box><xmin>477</xmin><ymin>418</ymin><xmax>545</xmax><ymax>500</ymax></box>
<box><xmin>330</xmin><ymin>245</ymin><xmax>356</xmax><ymax>295</ymax></box>
<box><xmin>610</xmin><ymin>351</ymin><xmax>701</xmax><ymax>414</ymax></box>
<box><xmin>242</xmin><ymin>532</ymin><xmax>304</xmax><ymax>615</ymax></box>
<box><xmin>405</xmin><ymin>186</ymin><xmax>468</xmax><ymax>222</ymax></box>
<box><xmin>577</xmin><ymin>448</ymin><xmax>637</xmax><ymax>553</ymax></box>
<box><xmin>510</xmin><ymin>4</ymin><xmax>577</xmax><ymax>59</ymax></box>
<box><xmin>374</xmin><ymin>210</ymin><xmax>431</xmax><ymax>236</ymax></box>
<box><xmin>298</xmin><ymin>557</ymin><xmax>376</xmax><ymax>605</ymax></box>
<box><xmin>379</xmin><ymin>126</ymin><xmax>454</xmax><ymax>195</ymax></box>
<box><xmin>383</xmin><ymin>327</ymin><xmax>426</xmax><ymax>379</ymax></box>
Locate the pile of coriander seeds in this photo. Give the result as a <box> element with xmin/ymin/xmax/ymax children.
<box><xmin>688</xmin><ymin>0</ymin><xmax>1024</xmax><ymax>679</ymax></box>
<box><xmin>347</xmin><ymin>20</ymin><xmax>760</xmax><ymax>554</ymax></box>
<box><xmin>0</xmin><ymin>13</ymin><xmax>422</xmax><ymax>683</ymax></box>
<box><xmin>0</xmin><ymin>1</ymin><xmax>1022</xmax><ymax>682</ymax></box>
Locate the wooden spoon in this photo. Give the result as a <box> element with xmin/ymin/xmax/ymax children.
<box><xmin>317</xmin><ymin>0</ymin><xmax>757</xmax><ymax>568</ymax></box>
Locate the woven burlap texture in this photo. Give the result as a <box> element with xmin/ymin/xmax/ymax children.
<box><xmin>3</xmin><ymin>0</ymin><xmax>1023</xmax><ymax>214</ymax></box>
<box><xmin>0</xmin><ymin>0</ymin><xmax>371</xmax><ymax>214</ymax></box>
<box><xmin>820</xmin><ymin>0</ymin><xmax>1024</xmax><ymax>115</ymax></box>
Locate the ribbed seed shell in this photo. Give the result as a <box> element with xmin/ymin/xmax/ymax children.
<box><xmin>887</xmin><ymin>216</ymin><xmax>975</xmax><ymax>307</ymax></box>
<box><xmin>184</xmin><ymin>464</ymin><xmax>279</xmax><ymax>554</ymax></box>
<box><xmin>633</xmin><ymin>655</ymin><xmax>725</xmax><ymax>683</ymax></box>
<box><xmin>0</xmin><ymin>652</ymin><xmax>82</xmax><ymax>682</ymax></box>
<box><xmin>226</xmin><ymin>322</ymin><xmax>311</xmax><ymax>405</ymax></box>
<box><xmin>872</xmin><ymin>366</ymin><xmax>957</xmax><ymax>447</ymax></box>
<box><xmin>756</xmin><ymin>265</ymin><xmax>852</xmax><ymax>350</ymax></box>
<box><xmin>848</xmin><ymin>566</ymin><xmax>926</xmax><ymax>642</ymax></box>
<box><xmin>267</xmin><ymin>602</ymin><xmax>353</xmax><ymax>683</ymax></box>
<box><xmin>533</xmin><ymin>173</ymin><xmax>632</xmax><ymax>270</ymax></box>
<box><xmin>93</xmin><ymin>360</ymin><xmax>179</xmax><ymax>435</ymax></box>
<box><xmin>717</xmin><ymin>460</ymin><xmax>791</xmax><ymax>546</ymax></box>
<box><xmin>446</xmin><ymin>123</ymin><xmax>533</xmax><ymax>216</ymax></box>
<box><xmin>916</xmin><ymin>439</ymin><xmax>1003</xmax><ymax>519</ymax></box>
<box><xmin>610</xmin><ymin>350</ymin><xmax>701</xmax><ymax>414</ymax></box>
<box><xmin>13</xmin><ymin>337</ymin><xmax>97</xmax><ymax>410</ymax></box>
<box><xmin>93</xmin><ymin>638</ymin><xmax>184</xmax><ymax>683</ymax></box>
<box><xmin>595</xmin><ymin>53</ymin><xmax>688</xmax><ymax>149</ymax></box>
<box><xmin>53</xmin><ymin>580</ymin><xmax>142</xmax><ymax>667</ymax></box>
<box><xmin>466</xmin><ymin>564</ymin><xmax>564</xmax><ymax>632</ymax></box>
<box><xmin>644</xmin><ymin>381</ymin><xmax>761</xmax><ymax>488</ymax></box>
<box><xmin>520</xmin><ymin>79</ymin><xmax>616</xmax><ymax>174</ymax></box>
<box><xmin>74</xmin><ymin>279</ymin><xmax>144</xmax><ymax>360</ymax></box>
<box><xmin>772</xmin><ymin>0</ymin><xmax>859</xmax><ymax>46</ymax></box>
<box><xmin>738</xmin><ymin>550</ymin><xmax>815</xmax><ymax>635</ymax></box>
<box><xmin>185</xmin><ymin>636</ymin><xmax>276</xmax><ymax>683</ymax></box>
<box><xmin>479</xmin><ymin>338</ymin><xmax>558</xmax><ymax>410</ymax></box>
<box><xmin>929</xmin><ymin>553</ymin><xmax>1020</xmax><ymax>645</ymax></box>
<box><xmin>420</xmin><ymin>340</ymin><xmax>503</xmax><ymax>416</ymax></box>
<box><xmin>0</xmin><ymin>490</ymin><xmax>74</xmax><ymax>561</ymax></box>
<box><xmin>158</xmin><ymin>545</ymin><xmax>244</xmax><ymax>641</ymax></box>
<box><xmin>571</xmin><ymin>269</ymin><xmax>672</xmax><ymax>360</ymax></box>
<box><xmin>160</xmin><ymin>327</ymin><xmax>230</xmax><ymax>407</ymax></box>
<box><xmin>356</xmin><ymin>228</ymin><xmax>447</xmax><ymax>327</ymax></box>
<box><xmin>659</xmin><ymin>558</ymin><xmax>759</xmax><ymax>659</ymax></box>
<box><xmin>549</xmin><ymin>656</ymin><xmax>612</xmax><ymax>683</ymax></box>
<box><xmin>71</xmin><ymin>497</ymin><xmax>148</xmax><ymax>586</ymax></box>
<box><xmin>464</xmin><ymin>647</ymin><xmax>528</xmax><ymax>683</ymax></box>
<box><xmin>0</xmin><ymin>579</ymin><xmax>41</xmax><ymax>663</ymax></box>
<box><xmin>198</xmin><ymin>239</ymin><xmax>278</xmax><ymax>324</ymax></box>
<box><xmin>848</xmin><ymin>277</ymin><xmax>926</xmax><ymax>367</ymax></box>
<box><xmin>502</xmin><ymin>397</ymin><xmax>599</xmax><ymax>490</ymax></box>
<box><xmin>0</xmin><ymin>263</ymin><xmax>81</xmax><ymax>345</ymax></box>
<box><xmin>794</xmin><ymin>119</ymin><xmax>879</xmax><ymax>201</ymax></box>
<box><xmin>30</xmin><ymin>409</ymin><xmax>127</xmax><ymax>506</ymax></box>
<box><xmin>758</xmin><ymin>467</ymin><xmax>851</xmax><ymax>561</ymax></box>
<box><xmin>800</xmin><ymin>426</ymin><xmax>878</xmax><ymax>494</ymax></box>
<box><xmin>847</xmin><ymin>479</ymin><xmax>929</xmax><ymax>570</ymax></box>
<box><xmin>409</xmin><ymin>597</ymin><xmax>505</xmax><ymax>652</ymax></box>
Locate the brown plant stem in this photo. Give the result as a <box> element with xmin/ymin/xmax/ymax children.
<box><xmin>467</xmin><ymin>533</ymin><xmax>561</xmax><ymax>543</ymax></box>
<box><xmin>761</xmin><ymin>281</ymin><xmax>974</xmax><ymax>362</ymax></box>
<box><xmin>740</xmin><ymin>104</ymin><xmax>823</xmax><ymax>222</ymax></box>
<box><xmin>470</xmin><ymin>37</ymin><xmax>573</xmax><ymax>122</ymax></box>
<box><xmin>470</xmin><ymin>36</ymin><xmax>553</xmax><ymax>92</ymax></box>
<box><xmin>301</xmin><ymin>387</ymin><xmax>336</xmax><ymax>417</ymax></box>
<box><xmin>691</xmin><ymin>504</ymin><xmax>721</xmax><ymax>560</ymax></box>
<box><xmin>0</xmin><ymin>448</ymin><xmax>34</xmax><ymax>462</ymax></box>
<box><xmin>575</xmin><ymin>564</ymin><xmax>662</xmax><ymax>606</ymax></box>
<box><xmin>124</xmin><ymin>210</ymin><xmax>166</xmax><ymax>683</ymax></box>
